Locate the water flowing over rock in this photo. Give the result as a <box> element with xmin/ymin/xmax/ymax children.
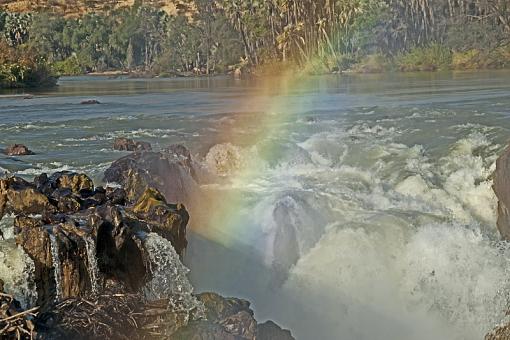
<box><xmin>0</xmin><ymin>167</ymin><xmax>293</xmax><ymax>339</ymax></box>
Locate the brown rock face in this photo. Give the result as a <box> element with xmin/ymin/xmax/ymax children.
<box><xmin>113</xmin><ymin>137</ymin><xmax>152</xmax><ymax>152</ymax></box>
<box><xmin>130</xmin><ymin>188</ymin><xmax>189</xmax><ymax>257</ymax></box>
<box><xmin>493</xmin><ymin>145</ymin><xmax>510</xmax><ymax>239</ymax></box>
<box><xmin>0</xmin><ymin>177</ymin><xmax>55</xmax><ymax>220</ymax></box>
<box><xmin>3</xmin><ymin>144</ymin><xmax>34</xmax><ymax>156</ymax></box>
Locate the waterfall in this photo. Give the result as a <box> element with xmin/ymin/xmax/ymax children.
<box><xmin>143</xmin><ymin>232</ymin><xmax>204</xmax><ymax>319</ymax></box>
<box><xmin>84</xmin><ymin>235</ymin><xmax>100</xmax><ymax>295</ymax></box>
<box><xmin>49</xmin><ymin>234</ymin><xmax>63</xmax><ymax>301</ymax></box>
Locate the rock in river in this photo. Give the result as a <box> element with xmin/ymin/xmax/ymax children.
<box><xmin>3</xmin><ymin>144</ymin><xmax>34</xmax><ymax>156</ymax></box>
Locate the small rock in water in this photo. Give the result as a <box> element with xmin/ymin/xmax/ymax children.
<box><xmin>80</xmin><ymin>99</ymin><xmax>100</xmax><ymax>105</ymax></box>
<box><xmin>113</xmin><ymin>137</ymin><xmax>152</xmax><ymax>152</ymax></box>
<box><xmin>3</xmin><ymin>144</ymin><xmax>34</xmax><ymax>156</ymax></box>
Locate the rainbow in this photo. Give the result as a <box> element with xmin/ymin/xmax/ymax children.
<box><xmin>190</xmin><ymin>70</ymin><xmax>319</xmax><ymax>250</ymax></box>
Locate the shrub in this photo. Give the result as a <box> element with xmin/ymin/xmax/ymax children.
<box><xmin>397</xmin><ymin>43</ymin><xmax>452</xmax><ymax>72</ymax></box>
<box><xmin>53</xmin><ymin>56</ymin><xmax>84</xmax><ymax>76</ymax></box>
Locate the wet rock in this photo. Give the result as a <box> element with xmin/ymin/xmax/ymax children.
<box><xmin>113</xmin><ymin>137</ymin><xmax>152</xmax><ymax>152</ymax></box>
<box><xmin>196</xmin><ymin>292</ymin><xmax>252</xmax><ymax>322</ymax></box>
<box><xmin>3</xmin><ymin>144</ymin><xmax>34</xmax><ymax>156</ymax></box>
<box><xmin>14</xmin><ymin>216</ymin><xmax>55</xmax><ymax>308</ymax></box>
<box><xmin>2</xmin><ymin>169</ymin><xmax>294</xmax><ymax>340</ymax></box>
<box><xmin>103</xmin><ymin>147</ymin><xmax>200</xmax><ymax>206</ymax></box>
<box><xmin>130</xmin><ymin>188</ymin><xmax>189</xmax><ymax>257</ymax></box>
<box><xmin>80</xmin><ymin>99</ymin><xmax>100</xmax><ymax>105</ymax></box>
<box><xmin>494</xmin><ymin>145</ymin><xmax>510</xmax><ymax>239</ymax></box>
<box><xmin>106</xmin><ymin>187</ymin><xmax>127</xmax><ymax>205</ymax></box>
<box><xmin>0</xmin><ymin>177</ymin><xmax>55</xmax><ymax>219</ymax></box>
<box><xmin>256</xmin><ymin>321</ymin><xmax>294</xmax><ymax>340</ymax></box>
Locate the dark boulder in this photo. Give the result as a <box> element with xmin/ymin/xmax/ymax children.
<box><xmin>113</xmin><ymin>137</ymin><xmax>152</xmax><ymax>152</ymax></box>
<box><xmin>3</xmin><ymin>144</ymin><xmax>34</xmax><ymax>156</ymax></box>
<box><xmin>103</xmin><ymin>146</ymin><xmax>200</xmax><ymax>207</ymax></box>
<box><xmin>80</xmin><ymin>99</ymin><xmax>100</xmax><ymax>105</ymax></box>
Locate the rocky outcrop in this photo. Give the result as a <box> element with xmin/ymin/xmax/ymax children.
<box><xmin>494</xmin><ymin>145</ymin><xmax>510</xmax><ymax>239</ymax></box>
<box><xmin>1</xmin><ymin>164</ymin><xmax>294</xmax><ymax>339</ymax></box>
<box><xmin>104</xmin><ymin>145</ymin><xmax>200</xmax><ymax>206</ymax></box>
<box><xmin>3</xmin><ymin>144</ymin><xmax>34</xmax><ymax>156</ymax></box>
<box><xmin>0</xmin><ymin>171</ymin><xmax>189</xmax><ymax>308</ymax></box>
<box><xmin>113</xmin><ymin>137</ymin><xmax>152</xmax><ymax>152</ymax></box>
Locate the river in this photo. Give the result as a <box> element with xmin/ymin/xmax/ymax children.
<box><xmin>1</xmin><ymin>71</ymin><xmax>510</xmax><ymax>339</ymax></box>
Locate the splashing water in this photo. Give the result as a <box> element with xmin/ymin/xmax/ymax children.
<box><xmin>49</xmin><ymin>233</ymin><xmax>63</xmax><ymax>301</ymax></box>
<box><xmin>143</xmin><ymin>233</ymin><xmax>204</xmax><ymax>319</ymax></box>
<box><xmin>83</xmin><ymin>235</ymin><xmax>100</xmax><ymax>295</ymax></box>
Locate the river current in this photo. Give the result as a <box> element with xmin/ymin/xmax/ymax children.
<box><xmin>1</xmin><ymin>71</ymin><xmax>510</xmax><ymax>339</ymax></box>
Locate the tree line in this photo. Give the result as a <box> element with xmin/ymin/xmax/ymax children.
<box><xmin>1</xmin><ymin>0</ymin><xmax>509</xmax><ymax>87</ymax></box>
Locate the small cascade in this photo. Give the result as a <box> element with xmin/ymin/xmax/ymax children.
<box><xmin>143</xmin><ymin>233</ymin><xmax>204</xmax><ymax>319</ymax></box>
<box><xmin>49</xmin><ymin>234</ymin><xmax>63</xmax><ymax>301</ymax></box>
<box><xmin>83</xmin><ymin>235</ymin><xmax>100</xmax><ymax>295</ymax></box>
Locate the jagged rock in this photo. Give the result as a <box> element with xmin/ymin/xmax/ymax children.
<box><xmin>130</xmin><ymin>188</ymin><xmax>188</xmax><ymax>257</ymax></box>
<box><xmin>0</xmin><ymin>177</ymin><xmax>55</xmax><ymax>219</ymax></box>
<box><xmin>113</xmin><ymin>137</ymin><xmax>152</xmax><ymax>152</ymax></box>
<box><xmin>3</xmin><ymin>144</ymin><xmax>34</xmax><ymax>156</ymax></box>
<box><xmin>103</xmin><ymin>146</ymin><xmax>200</xmax><ymax>207</ymax></box>
<box><xmin>2</xmin><ymin>167</ymin><xmax>294</xmax><ymax>340</ymax></box>
<box><xmin>106</xmin><ymin>187</ymin><xmax>127</xmax><ymax>205</ymax></box>
<box><xmin>256</xmin><ymin>321</ymin><xmax>294</xmax><ymax>340</ymax></box>
<box><xmin>494</xmin><ymin>145</ymin><xmax>510</xmax><ymax>239</ymax></box>
<box><xmin>196</xmin><ymin>293</ymin><xmax>252</xmax><ymax>322</ymax></box>
<box><xmin>220</xmin><ymin>311</ymin><xmax>257</xmax><ymax>339</ymax></box>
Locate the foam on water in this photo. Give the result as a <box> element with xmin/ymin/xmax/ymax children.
<box><xmin>143</xmin><ymin>233</ymin><xmax>203</xmax><ymax>317</ymax></box>
<box><xmin>0</xmin><ymin>219</ymin><xmax>38</xmax><ymax>308</ymax></box>
<box><xmin>49</xmin><ymin>233</ymin><xmax>63</xmax><ymax>301</ymax></box>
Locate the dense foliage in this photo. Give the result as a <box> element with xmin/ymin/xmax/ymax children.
<box><xmin>0</xmin><ymin>0</ymin><xmax>509</xmax><ymax>83</ymax></box>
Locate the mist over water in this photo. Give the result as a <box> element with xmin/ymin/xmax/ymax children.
<box><xmin>2</xmin><ymin>72</ymin><xmax>510</xmax><ymax>339</ymax></box>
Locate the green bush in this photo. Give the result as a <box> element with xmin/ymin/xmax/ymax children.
<box><xmin>397</xmin><ymin>44</ymin><xmax>452</xmax><ymax>72</ymax></box>
<box><xmin>53</xmin><ymin>56</ymin><xmax>84</xmax><ymax>76</ymax></box>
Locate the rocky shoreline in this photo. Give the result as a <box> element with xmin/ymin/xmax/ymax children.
<box><xmin>0</xmin><ymin>142</ymin><xmax>294</xmax><ymax>339</ymax></box>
